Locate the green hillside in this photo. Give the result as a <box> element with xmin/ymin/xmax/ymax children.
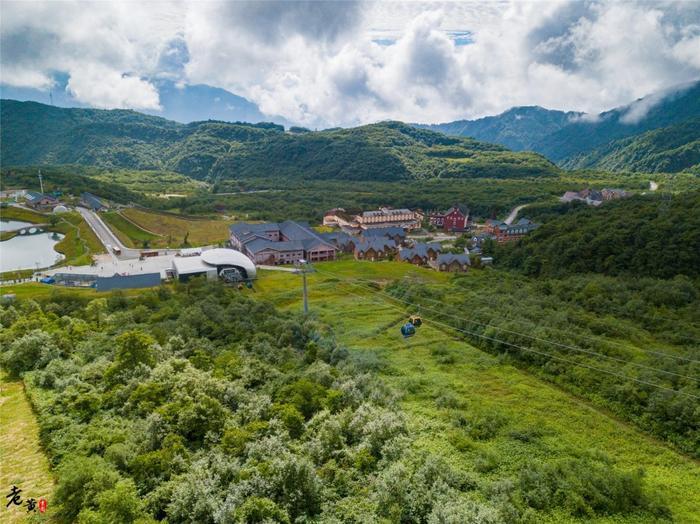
<box><xmin>0</xmin><ymin>100</ymin><xmax>283</xmax><ymax>178</ymax></box>
<box><xmin>416</xmin><ymin>106</ymin><xmax>580</xmax><ymax>151</ymax></box>
<box><xmin>497</xmin><ymin>191</ymin><xmax>700</xmax><ymax>278</ymax></box>
<box><xmin>3</xmin><ymin>271</ymin><xmax>698</xmax><ymax>522</ymax></box>
<box><xmin>1</xmin><ymin>100</ymin><xmax>560</xmax><ymax>181</ymax></box>
<box><xmin>418</xmin><ymin>81</ymin><xmax>700</xmax><ymax>171</ymax></box>
<box><xmin>561</xmin><ymin>118</ymin><xmax>700</xmax><ymax>173</ymax></box>
<box><xmin>533</xmin><ymin>82</ymin><xmax>700</xmax><ymax>163</ymax></box>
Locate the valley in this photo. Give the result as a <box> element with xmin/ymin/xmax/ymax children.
<box><xmin>1</xmin><ymin>79</ymin><xmax>699</xmax><ymax>523</ymax></box>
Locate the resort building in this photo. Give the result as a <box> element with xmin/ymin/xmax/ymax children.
<box><xmin>398</xmin><ymin>242</ymin><xmax>443</xmax><ymax>265</ymax></box>
<box><xmin>356</xmin><ymin>207</ymin><xmax>420</xmax><ymax>230</ymax></box>
<box><xmin>427</xmin><ymin>204</ymin><xmax>470</xmax><ymax>232</ymax></box>
<box><xmin>230</xmin><ymin>221</ymin><xmax>337</xmax><ymax>265</ymax></box>
<box><xmin>430</xmin><ymin>253</ymin><xmax>471</xmax><ymax>272</ymax></box>
<box><xmin>353</xmin><ymin>237</ymin><xmax>397</xmax><ymax>261</ymax></box>
<box><xmin>25</xmin><ymin>191</ymin><xmax>58</xmax><ymax>210</ymax></box>
<box><xmin>484</xmin><ymin>218</ymin><xmax>538</xmax><ymax>242</ymax></box>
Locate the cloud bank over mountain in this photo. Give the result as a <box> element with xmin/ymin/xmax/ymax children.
<box><xmin>1</xmin><ymin>0</ymin><xmax>699</xmax><ymax>126</ymax></box>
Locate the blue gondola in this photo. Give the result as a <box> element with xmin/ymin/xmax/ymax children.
<box><xmin>401</xmin><ymin>322</ymin><xmax>416</xmax><ymax>338</ymax></box>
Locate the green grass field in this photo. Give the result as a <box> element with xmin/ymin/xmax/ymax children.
<box><xmin>0</xmin><ymin>206</ymin><xmax>48</xmax><ymax>224</ymax></box>
<box><xmin>0</xmin><ymin>372</ymin><xmax>54</xmax><ymax>523</ymax></box>
<box><xmin>102</xmin><ymin>211</ymin><xmax>161</xmax><ymax>248</ymax></box>
<box><xmin>255</xmin><ymin>260</ymin><xmax>700</xmax><ymax>522</ymax></box>
<box><xmin>120</xmin><ymin>208</ymin><xmax>231</xmax><ymax>247</ymax></box>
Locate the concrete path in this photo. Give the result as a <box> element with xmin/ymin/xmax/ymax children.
<box><xmin>258</xmin><ymin>265</ymin><xmax>299</xmax><ymax>272</ymax></box>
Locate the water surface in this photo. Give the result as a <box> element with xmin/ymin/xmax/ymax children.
<box><xmin>0</xmin><ymin>231</ymin><xmax>65</xmax><ymax>272</ymax></box>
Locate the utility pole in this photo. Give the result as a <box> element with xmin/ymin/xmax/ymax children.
<box><xmin>38</xmin><ymin>170</ymin><xmax>44</xmax><ymax>193</ymax></box>
<box><xmin>295</xmin><ymin>259</ymin><xmax>314</xmax><ymax>314</ymax></box>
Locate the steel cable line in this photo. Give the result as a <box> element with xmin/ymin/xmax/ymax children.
<box><xmin>328</xmin><ymin>278</ymin><xmax>700</xmax><ymax>400</ymax></box>
<box><xmin>312</xmin><ymin>268</ymin><xmax>700</xmax><ymax>385</ymax></box>
<box><xmin>316</xmin><ymin>269</ymin><xmax>700</xmax><ymax>365</ymax></box>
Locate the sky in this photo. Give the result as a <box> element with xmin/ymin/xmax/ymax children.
<box><xmin>1</xmin><ymin>0</ymin><xmax>699</xmax><ymax>127</ymax></box>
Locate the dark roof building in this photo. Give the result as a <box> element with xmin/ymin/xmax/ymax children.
<box><xmin>320</xmin><ymin>231</ymin><xmax>356</xmax><ymax>252</ymax></box>
<box><xmin>484</xmin><ymin>218</ymin><xmax>538</xmax><ymax>242</ymax></box>
<box><xmin>230</xmin><ymin>221</ymin><xmax>337</xmax><ymax>264</ymax></box>
<box><xmin>354</xmin><ymin>237</ymin><xmax>397</xmax><ymax>260</ymax></box>
<box><xmin>431</xmin><ymin>253</ymin><xmax>471</xmax><ymax>272</ymax></box>
<box><xmin>81</xmin><ymin>192</ymin><xmax>107</xmax><ymax>211</ymax></box>
<box><xmin>399</xmin><ymin>242</ymin><xmax>442</xmax><ymax>264</ymax></box>
<box><xmin>25</xmin><ymin>191</ymin><xmax>58</xmax><ymax>209</ymax></box>
<box><xmin>362</xmin><ymin>226</ymin><xmax>406</xmax><ymax>239</ymax></box>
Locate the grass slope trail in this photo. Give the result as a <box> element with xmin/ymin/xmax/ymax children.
<box><xmin>255</xmin><ymin>260</ymin><xmax>700</xmax><ymax>523</ymax></box>
<box><xmin>0</xmin><ymin>372</ymin><xmax>54</xmax><ymax>523</ymax></box>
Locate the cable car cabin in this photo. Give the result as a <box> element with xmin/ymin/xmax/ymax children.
<box><xmin>409</xmin><ymin>315</ymin><xmax>422</xmax><ymax>328</ymax></box>
<box><xmin>401</xmin><ymin>322</ymin><xmax>416</xmax><ymax>338</ymax></box>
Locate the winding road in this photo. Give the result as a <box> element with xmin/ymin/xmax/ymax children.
<box><xmin>504</xmin><ymin>204</ymin><xmax>529</xmax><ymax>225</ymax></box>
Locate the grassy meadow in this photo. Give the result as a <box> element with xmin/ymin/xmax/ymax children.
<box><xmin>90</xmin><ymin>169</ymin><xmax>207</xmax><ymax>197</ymax></box>
<box><xmin>0</xmin><ymin>372</ymin><xmax>55</xmax><ymax>523</ymax></box>
<box><xmin>119</xmin><ymin>208</ymin><xmax>231</xmax><ymax>248</ymax></box>
<box><xmin>254</xmin><ymin>259</ymin><xmax>700</xmax><ymax>522</ymax></box>
<box><xmin>102</xmin><ymin>211</ymin><xmax>161</xmax><ymax>248</ymax></box>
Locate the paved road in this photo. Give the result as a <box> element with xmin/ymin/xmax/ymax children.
<box><xmin>504</xmin><ymin>204</ymin><xmax>529</xmax><ymax>225</ymax></box>
<box><xmin>76</xmin><ymin>207</ymin><xmax>141</xmax><ymax>259</ymax></box>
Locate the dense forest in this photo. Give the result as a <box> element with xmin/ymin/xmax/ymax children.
<box><xmin>561</xmin><ymin>118</ymin><xmax>700</xmax><ymax>173</ymax></box>
<box><xmin>1</xmin><ymin>100</ymin><xmax>559</xmax><ymax>182</ymax></box>
<box><xmin>0</xmin><ymin>282</ymin><xmax>674</xmax><ymax>522</ymax></box>
<box><xmin>496</xmin><ymin>191</ymin><xmax>700</xmax><ymax>279</ymax></box>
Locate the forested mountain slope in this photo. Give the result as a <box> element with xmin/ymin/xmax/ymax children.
<box><xmin>560</xmin><ymin>118</ymin><xmax>700</xmax><ymax>173</ymax></box>
<box><xmin>532</xmin><ymin>81</ymin><xmax>700</xmax><ymax>163</ymax></box>
<box><xmin>1</xmin><ymin>100</ymin><xmax>559</xmax><ymax>181</ymax></box>
<box><xmin>497</xmin><ymin>191</ymin><xmax>700</xmax><ymax>278</ymax></box>
<box><xmin>416</xmin><ymin>81</ymin><xmax>700</xmax><ymax>170</ymax></box>
<box><xmin>417</xmin><ymin>106</ymin><xmax>580</xmax><ymax>151</ymax></box>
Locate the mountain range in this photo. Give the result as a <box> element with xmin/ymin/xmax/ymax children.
<box><xmin>2</xmin><ymin>80</ymin><xmax>699</xmax><ymax>177</ymax></box>
<box><xmin>0</xmin><ymin>100</ymin><xmax>558</xmax><ymax>182</ymax></box>
<box><xmin>420</xmin><ymin>80</ymin><xmax>700</xmax><ymax>173</ymax></box>
<box><xmin>0</xmin><ymin>78</ymin><xmax>290</xmax><ymax>127</ymax></box>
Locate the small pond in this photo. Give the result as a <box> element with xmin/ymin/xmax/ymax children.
<box><xmin>0</xmin><ymin>219</ymin><xmax>33</xmax><ymax>231</ymax></box>
<box><xmin>0</xmin><ymin>220</ymin><xmax>65</xmax><ymax>272</ymax></box>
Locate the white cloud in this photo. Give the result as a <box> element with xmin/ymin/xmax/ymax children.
<box><xmin>66</xmin><ymin>65</ymin><xmax>161</xmax><ymax>110</ymax></box>
<box><xmin>1</xmin><ymin>0</ymin><xmax>699</xmax><ymax>124</ymax></box>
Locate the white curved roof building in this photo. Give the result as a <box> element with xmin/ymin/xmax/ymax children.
<box><xmin>172</xmin><ymin>248</ymin><xmax>256</xmax><ymax>282</ymax></box>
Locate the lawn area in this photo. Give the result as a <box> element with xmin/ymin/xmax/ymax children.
<box><xmin>120</xmin><ymin>207</ymin><xmax>231</xmax><ymax>247</ymax></box>
<box><xmin>0</xmin><ymin>205</ymin><xmax>48</xmax><ymax>224</ymax></box>
<box><xmin>0</xmin><ymin>372</ymin><xmax>54</xmax><ymax>523</ymax></box>
<box><xmin>52</xmin><ymin>212</ymin><xmax>104</xmax><ymax>266</ymax></box>
<box><xmin>102</xmin><ymin>211</ymin><xmax>160</xmax><ymax>248</ymax></box>
<box><xmin>254</xmin><ymin>260</ymin><xmax>700</xmax><ymax>523</ymax></box>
